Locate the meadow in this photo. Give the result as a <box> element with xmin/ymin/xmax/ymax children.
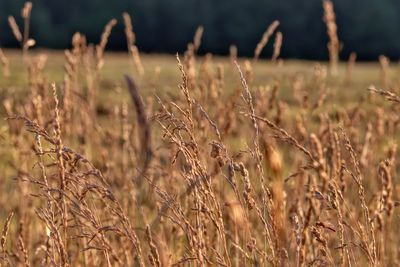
<box><xmin>1</xmin><ymin>1</ymin><xmax>400</xmax><ymax>267</ymax></box>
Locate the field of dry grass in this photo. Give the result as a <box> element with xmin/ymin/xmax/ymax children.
<box><xmin>2</xmin><ymin>1</ymin><xmax>400</xmax><ymax>267</ymax></box>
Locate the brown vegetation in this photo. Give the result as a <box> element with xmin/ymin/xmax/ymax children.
<box><xmin>1</xmin><ymin>1</ymin><xmax>400</xmax><ymax>266</ymax></box>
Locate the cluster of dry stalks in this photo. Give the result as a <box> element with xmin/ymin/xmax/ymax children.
<box><xmin>1</xmin><ymin>1</ymin><xmax>400</xmax><ymax>267</ymax></box>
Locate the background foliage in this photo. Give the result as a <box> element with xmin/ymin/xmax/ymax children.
<box><xmin>1</xmin><ymin>0</ymin><xmax>400</xmax><ymax>60</ymax></box>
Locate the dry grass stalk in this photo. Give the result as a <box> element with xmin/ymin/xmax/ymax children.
<box><xmin>193</xmin><ymin>26</ymin><xmax>204</xmax><ymax>52</ymax></box>
<box><xmin>18</xmin><ymin>234</ymin><xmax>30</xmax><ymax>267</ymax></box>
<box><xmin>323</xmin><ymin>0</ymin><xmax>340</xmax><ymax>76</ymax></box>
<box><xmin>379</xmin><ymin>55</ymin><xmax>390</xmax><ymax>87</ymax></box>
<box><xmin>130</xmin><ymin>45</ymin><xmax>145</xmax><ymax>76</ymax></box>
<box><xmin>96</xmin><ymin>18</ymin><xmax>117</xmax><ymax>70</ymax></box>
<box><xmin>1</xmin><ymin>212</ymin><xmax>14</xmax><ymax>253</ymax></box>
<box><xmin>368</xmin><ymin>85</ymin><xmax>400</xmax><ymax>104</ymax></box>
<box><xmin>125</xmin><ymin>75</ymin><xmax>152</xmax><ymax>185</ymax></box>
<box><xmin>272</xmin><ymin>31</ymin><xmax>283</xmax><ymax>62</ymax></box>
<box><xmin>229</xmin><ymin>44</ymin><xmax>237</xmax><ymax>64</ymax></box>
<box><xmin>22</xmin><ymin>2</ymin><xmax>33</xmax><ymax>52</ymax></box>
<box><xmin>254</xmin><ymin>20</ymin><xmax>280</xmax><ymax>61</ymax></box>
<box><xmin>52</xmin><ymin>83</ymin><xmax>66</xmax><ymax>191</ymax></box>
<box><xmin>378</xmin><ymin>160</ymin><xmax>394</xmax><ymax>216</ymax></box>
<box><xmin>340</xmin><ymin>127</ymin><xmax>377</xmax><ymax>264</ymax></box>
<box><xmin>235</xmin><ymin>61</ymin><xmax>258</xmax><ymax>140</ymax></box>
<box><xmin>0</xmin><ymin>49</ymin><xmax>10</xmax><ymax>77</ymax></box>
<box><xmin>123</xmin><ymin>12</ymin><xmax>145</xmax><ymax>76</ymax></box>
<box><xmin>249</xmin><ymin>113</ymin><xmax>316</xmax><ymax>164</ymax></box>
<box><xmin>184</xmin><ymin>43</ymin><xmax>197</xmax><ymax>88</ymax></box>
<box><xmin>345</xmin><ymin>52</ymin><xmax>357</xmax><ymax>84</ymax></box>
<box><xmin>51</xmin><ymin>83</ymin><xmax>69</xmax><ymax>259</ymax></box>
<box><xmin>8</xmin><ymin>16</ymin><xmax>23</xmax><ymax>43</ymax></box>
<box><xmin>145</xmin><ymin>225</ymin><xmax>161</xmax><ymax>267</ymax></box>
<box><xmin>122</xmin><ymin>12</ymin><xmax>136</xmax><ymax>46</ymax></box>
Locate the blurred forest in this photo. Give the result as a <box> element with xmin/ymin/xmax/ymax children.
<box><xmin>1</xmin><ymin>0</ymin><xmax>400</xmax><ymax>60</ymax></box>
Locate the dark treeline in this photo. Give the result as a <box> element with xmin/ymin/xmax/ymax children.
<box><xmin>1</xmin><ymin>0</ymin><xmax>400</xmax><ymax>60</ymax></box>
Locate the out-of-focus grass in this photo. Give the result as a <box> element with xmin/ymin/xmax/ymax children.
<box><xmin>0</xmin><ymin>49</ymin><xmax>390</xmax><ymax>99</ymax></box>
<box><xmin>0</xmin><ymin>49</ymin><xmax>396</xmax><ymax>176</ymax></box>
<box><xmin>0</xmin><ymin>49</ymin><xmax>395</xmax><ymax>162</ymax></box>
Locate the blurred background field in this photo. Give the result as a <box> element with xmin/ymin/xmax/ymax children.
<box><xmin>0</xmin><ymin>49</ymin><xmax>389</xmax><ymax>95</ymax></box>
